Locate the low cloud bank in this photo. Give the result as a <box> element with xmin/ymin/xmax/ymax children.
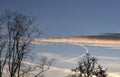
<box><xmin>33</xmin><ymin>33</ymin><xmax>120</xmax><ymax>48</ymax></box>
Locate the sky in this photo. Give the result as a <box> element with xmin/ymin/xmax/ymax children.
<box><xmin>0</xmin><ymin>0</ymin><xmax>120</xmax><ymax>77</ymax></box>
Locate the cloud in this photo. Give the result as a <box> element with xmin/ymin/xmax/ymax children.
<box><xmin>31</xmin><ymin>33</ymin><xmax>120</xmax><ymax>63</ymax></box>
<box><xmin>37</xmin><ymin>52</ymin><xmax>78</xmax><ymax>64</ymax></box>
<box><xmin>32</xmin><ymin>33</ymin><xmax>120</xmax><ymax>48</ymax></box>
<box><xmin>21</xmin><ymin>60</ymin><xmax>72</xmax><ymax>74</ymax></box>
<box><xmin>106</xmin><ymin>63</ymin><xmax>120</xmax><ymax>69</ymax></box>
<box><xmin>36</xmin><ymin>52</ymin><xmax>120</xmax><ymax>66</ymax></box>
<box><xmin>4</xmin><ymin>60</ymin><xmax>120</xmax><ymax>77</ymax></box>
<box><xmin>50</xmin><ymin>65</ymin><xmax>120</xmax><ymax>77</ymax></box>
<box><xmin>108</xmin><ymin>72</ymin><xmax>120</xmax><ymax>77</ymax></box>
<box><xmin>31</xmin><ymin>33</ymin><xmax>120</xmax><ymax>77</ymax></box>
<box><xmin>49</xmin><ymin>66</ymin><xmax>72</xmax><ymax>74</ymax></box>
<box><xmin>95</xmin><ymin>56</ymin><xmax>120</xmax><ymax>60</ymax></box>
<box><xmin>48</xmin><ymin>67</ymin><xmax>120</xmax><ymax>77</ymax></box>
<box><xmin>49</xmin><ymin>66</ymin><xmax>120</xmax><ymax>77</ymax></box>
<box><xmin>23</xmin><ymin>55</ymin><xmax>120</xmax><ymax>77</ymax></box>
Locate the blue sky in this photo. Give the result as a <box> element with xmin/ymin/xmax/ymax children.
<box><xmin>1</xmin><ymin>0</ymin><xmax>120</xmax><ymax>37</ymax></box>
<box><xmin>0</xmin><ymin>0</ymin><xmax>120</xmax><ymax>77</ymax></box>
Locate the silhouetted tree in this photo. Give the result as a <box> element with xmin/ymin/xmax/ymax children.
<box><xmin>0</xmin><ymin>10</ymin><xmax>53</xmax><ymax>77</ymax></box>
<box><xmin>0</xmin><ymin>10</ymin><xmax>36</xmax><ymax>77</ymax></box>
<box><xmin>66</xmin><ymin>53</ymin><xmax>107</xmax><ymax>77</ymax></box>
<box><xmin>0</xmin><ymin>25</ymin><xmax>7</xmax><ymax>77</ymax></box>
<box><xmin>34</xmin><ymin>57</ymin><xmax>54</xmax><ymax>77</ymax></box>
<box><xmin>20</xmin><ymin>57</ymin><xmax>54</xmax><ymax>77</ymax></box>
<box><xmin>93</xmin><ymin>65</ymin><xmax>107</xmax><ymax>77</ymax></box>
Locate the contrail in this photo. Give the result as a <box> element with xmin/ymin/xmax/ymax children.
<box><xmin>32</xmin><ymin>37</ymin><xmax>120</xmax><ymax>63</ymax></box>
<box><xmin>59</xmin><ymin>54</ymin><xmax>85</xmax><ymax>63</ymax></box>
<box><xmin>71</xmin><ymin>43</ymin><xmax>89</xmax><ymax>53</ymax></box>
<box><xmin>58</xmin><ymin>43</ymin><xmax>88</xmax><ymax>63</ymax></box>
<box><xmin>38</xmin><ymin>42</ymin><xmax>89</xmax><ymax>63</ymax></box>
<box><xmin>95</xmin><ymin>56</ymin><xmax>120</xmax><ymax>60</ymax></box>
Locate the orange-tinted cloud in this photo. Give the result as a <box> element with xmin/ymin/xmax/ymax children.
<box><xmin>32</xmin><ymin>33</ymin><xmax>120</xmax><ymax>48</ymax></box>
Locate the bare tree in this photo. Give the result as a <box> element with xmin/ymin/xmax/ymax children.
<box><xmin>34</xmin><ymin>57</ymin><xmax>54</xmax><ymax>77</ymax></box>
<box><xmin>66</xmin><ymin>53</ymin><xmax>107</xmax><ymax>77</ymax></box>
<box><xmin>93</xmin><ymin>65</ymin><xmax>107</xmax><ymax>77</ymax></box>
<box><xmin>3</xmin><ymin>10</ymin><xmax>35</xmax><ymax>77</ymax></box>
<box><xmin>20</xmin><ymin>57</ymin><xmax>54</xmax><ymax>77</ymax></box>
<box><xmin>0</xmin><ymin>10</ymin><xmax>53</xmax><ymax>77</ymax></box>
<box><xmin>0</xmin><ymin>26</ymin><xmax>7</xmax><ymax>77</ymax></box>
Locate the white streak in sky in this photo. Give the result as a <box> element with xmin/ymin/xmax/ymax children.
<box><xmin>71</xmin><ymin>43</ymin><xmax>88</xmax><ymax>53</ymax></box>
<box><xmin>58</xmin><ymin>43</ymin><xmax>88</xmax><ymax>63</ymax></box>
<box><xmin>32</xmin><ymin>36</ymin><xmax>120</xmax><ymax>63</ymax></box>
<box><xmin>95</xmin><ymin>56</ymin><xmax>120</xmax><ymax>60</ymax></box>
<box><xmin>59</xmin><ymin>54</ymin><xmax>85</xmax><ymax>63</ymax></box>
